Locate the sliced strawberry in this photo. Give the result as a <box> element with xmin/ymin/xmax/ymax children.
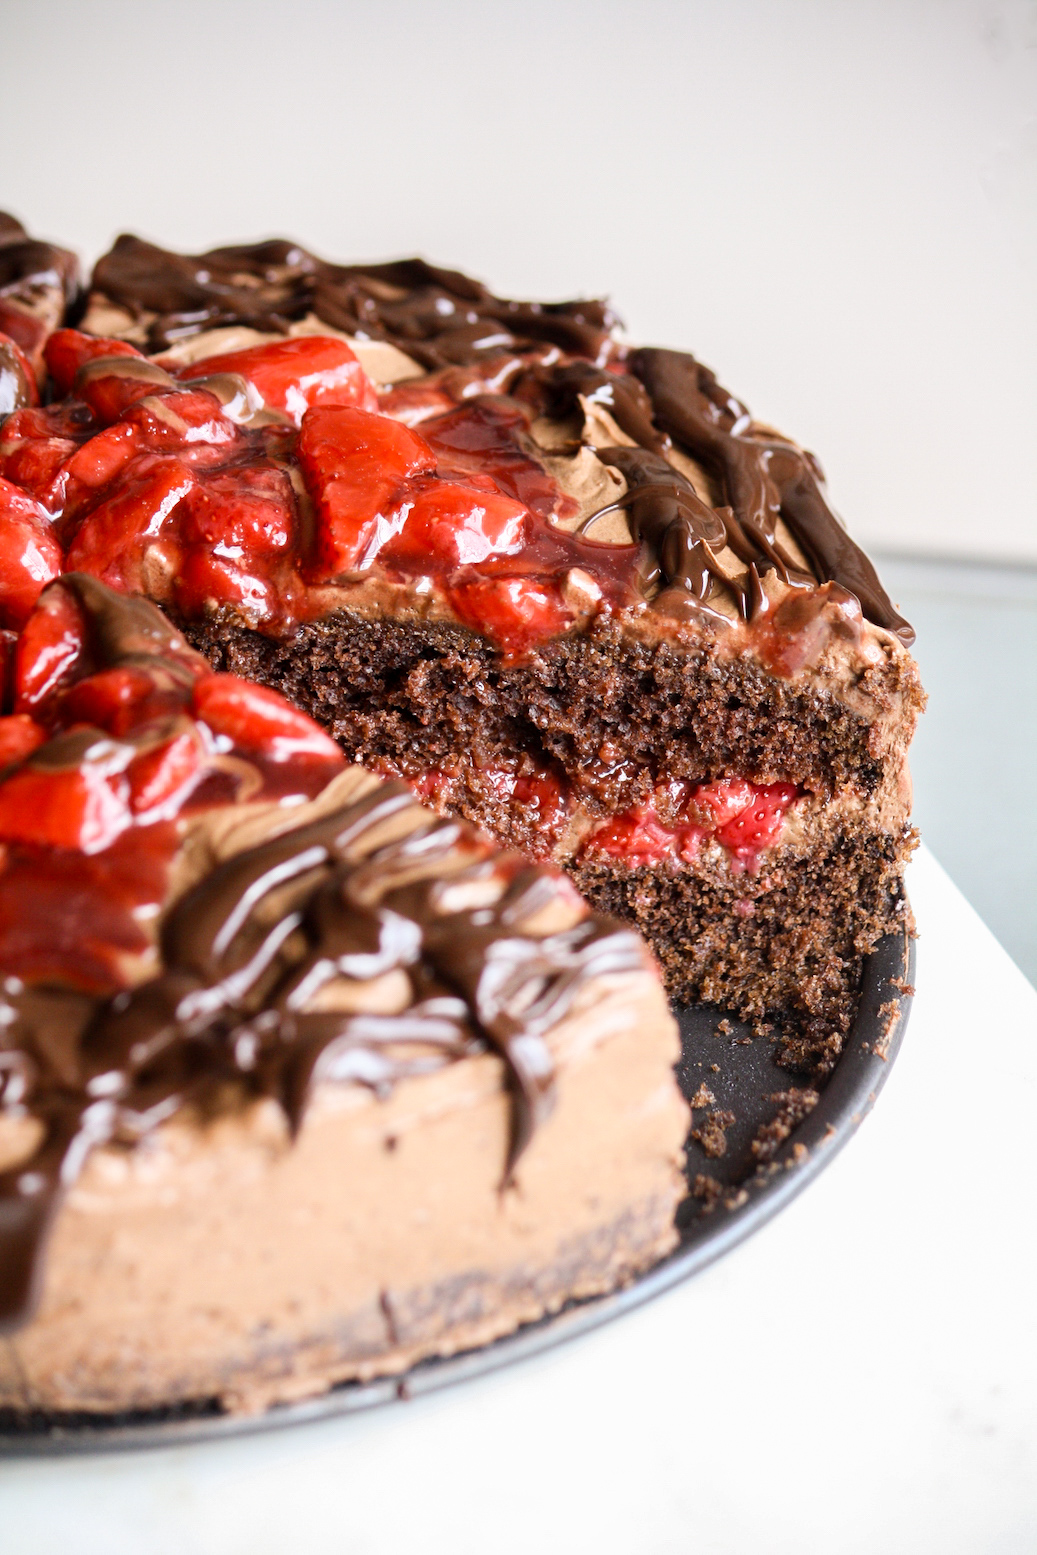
<box><xmin>63</xmin><ymin>455</ymin><xmax>194</xmax><ymax>590</ymax></box>
<box><xmin>297</xmin><ymin>406</ymin><xmax>436</xmax><ymax>578</ymax></box>
<box><xmin>119</xmin><ymin>389</ymin><xmax>237</xmax><ymax>451</ymax></box>
<box><xmin>381</xmin><ymin>480</ymin><xmax>528</xmax><ymax>571</ymax></box>
<box><xmin>174</xmin><ymin>550</ymin><xmax>280</xmax><ymax>627</ymax></box>
<box><xmin>179</xmin><ymin>465</ymin><xmax>296</xmax><ymax>554</ymax></box>
<box><xmin>62</xmin><ymin>666</ymin><xmax>187</xmax><ymax>737</ymax></box>
<box><xmin>0</xmin><ymin>758</ymin><xmax>130</xmax><ymax>854</ymax></box>
<box><xmin>13</xmin><ymin>583</ymin><xmax>86</xmax><ymax>717</ymax></box>
<box><xmin>192</xmin><ymin>674</ymin><xmax>343</xmax><ymax>763</ymax></box>
<box><xmin>44</xmin><ymin>329</ymin><xmax>142</xmax><ymax>396</ymax></box>
<box><xmin>0</xmin><ymin>406</ymin><xmax>82</xmax><ymax>507</ymax></box>
<box><xmin>715</xmin><ymin>783</ymin><xmax>799</xmax><ymax>857</ymax></box>
<box><xmin>181</xmin><ymin>336</ymin><xmax>377</xmax><ymax>425</ymax></box>
<box><xmin>0</xmin><ymin>714</ymin><xmax>45</xmax><ymax>771</ymax></box>
<box><xmin>448</xmin><ymin>575</ymin><xmax>573</xmax><ymax>656</ymax></box>
<box><xmin>126</xmin><ymin>728</ymin><xmax>204</xmax><ymax>817</ymax></box>
<box><xmin>0</xmin><ymin>477</ymin><xmax>63</xmax><ymax>628</ymax></box>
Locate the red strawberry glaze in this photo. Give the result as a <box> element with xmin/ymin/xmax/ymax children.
<box><xmin>0</xmin><ymin>578</ymin><xmax>346</xmax><ymax>994</ymax></box>
<box><xmin>0</xmin><ymin>477</ymin><xmax>62</xmax><ymax>628</ymax></box>
<box><xmin>177</xmin><ymin>336</ymin><xmax>377</xmax><ymax>424</ymax></box>
<box><xmin>1</xmin><ymin>332</ymin><xmax>645</xmax><ymax>653</ymax></box>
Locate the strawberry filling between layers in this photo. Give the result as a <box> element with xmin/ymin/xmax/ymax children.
<box><xmin>404</xmin><ymin>765</ymin><xmax>801</xmax><ymax>874</ymax></box>
<box><xmin>0</xmin><ymin>330</ymin><xmax>643</xmax><ymax>656</ymax></box>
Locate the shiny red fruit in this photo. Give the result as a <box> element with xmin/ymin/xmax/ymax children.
<box><xmin>381</xmin><ymin>481</ymin><xmax>528</xmax><ymax>571</ymax></box>
<box><xmin>63</xmin><ymin>456</ymin><xmax>195</xmax><ymax>590</ymax></box>
<box><xmin>0</xmin><ymin>477</ymin><xmax>63</xmax><ymax>628</ymax></box>
<box><xmin>13</xmin><ymin>581</ymin><xmax>85</xmax><ymax>716</ymax></box>
<box><xmin>44</xmin><ymin>329</ymin><xmax>142</xmax><ymax>396</ymax></box>
<box><xmin>715</xmin><ymin>782</ymin><xmax>799</xmax><ymax>856</ymax></box>
<box><xmin>127</xmin><ymin>728</ymin><xmax>204</xmax><ymax>817</ymax></box>
<box><xmin>62</xmin><ymin>667</ymin><xmax>186</xmax><ymax>738</ymax></box>
<box><xmin>298</xmin><ymin>406</ymin><xmax>437</xmax><ymax>577</ymax></box>
<box><xmin>0</xmin><ymin>714</ymin><xmax>45</xmax><ymax>770</ymax></box>
<box><xmin>191</xmin><ymin>674</ymin><xmax>343</xmax><ymax>763</ymax></box>
<box><xmin>0</xmin><ymin>758</ymin><xmax>130</xmax><ymax>854</ymax></box>
<box><xmin>448</xmin><ymin>575</ymin><xmax>573</xmax><ymax>657</ymax></box>
<box><xmin>180</xmin><ymin>336</ymin><xmax>377</xmax><ymax>425</ymax></box>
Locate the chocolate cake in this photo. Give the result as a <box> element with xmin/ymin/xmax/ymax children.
<box><xmin>0</xmin><ymin>574</ymin><xmax>686</xmax><ymax>1416</ymax></box>
<box><xmin>0</xmin><ymin>218</ymin><xmax>923</xmax><ymax>1057</ymax></box>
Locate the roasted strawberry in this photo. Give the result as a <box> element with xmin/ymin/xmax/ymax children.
<box><xmin>0</xmin><ymin>713</ymin><xmax>45</xmax><ymax>770</ymax></box>
<box><xmin>173</xmin><ymin>550</ymin><xmax>280</xmax><ymax>628</ymax></box>
<box><xmin>0</xmin><ymin>406</ymin><xmax>82</xmax><ymax>507</ymax></box>
<box><xmin>690</xmin><ymin>778</ymin><xmax>757</xmax><ymax>830</ymax></box>
<box><xmin>63</xmin><ymin>456</ymin><xmax>194</xmax><ymax>590</ymax></box>
<box><xmin>298</xmin><ymin>406</ymin><xmax>436</xmax><ymax>577</ymax></box>
<box><xmin>13</xmin><ymin>583</ymin><xmax>86</xmax><ymax>717</ymax></box>
<box><xmin>180</xmin><ymin>336</ymin><xmax>377</xmax><ymax>425</ymax></box>
<box><xmin>44</xmin><ymin>329</ymin><xmax>142</xmax><ymax>397</ymax></box>
<box><xmin>192</xmin><ymin>674</ymin><xmax>343</xmax><ymax>763</ymax></box>
<box><xmin>448</xmin><ymin>575</ymin><xmax>572</xmax><ymax>656</ymax></box>
<box><xmin>0</xmin><ymin>477</ymin><xmax>63</xmax><ymax>628</ymax></box>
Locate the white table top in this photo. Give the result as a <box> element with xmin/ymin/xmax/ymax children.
<box><xmin>2</xmin><ymin>842</ymin><xmax>1035</xmax><ymax>1554</ymax></box>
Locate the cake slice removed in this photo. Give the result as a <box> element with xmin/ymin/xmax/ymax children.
<box><xmin>0</xmin><ymin>576</ymin><xmax>686</xmax><ymax>1419</ymax></box>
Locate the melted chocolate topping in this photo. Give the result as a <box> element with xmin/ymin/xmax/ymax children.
<box><xmin>91</xmin><ymin>235</ymin><xmax>619</xmax><ymax>368</ymax></box>
<box><xmin>84</xmin><ymin>233</ymin><xmax>911</xmax><ymax>644</ymax></box>
<box><xmin>0</xmin><ymin>213</ymin><xmax>80</xmax><ymax>376</ymax></box>
<box><xmin>0</xmin><ymin>582</ymin><xmax>643</xmax><ymax>1329</ymax></box>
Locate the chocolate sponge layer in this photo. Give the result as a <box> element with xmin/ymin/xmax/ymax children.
<box><xmin>181</xmin><ymin>606</ymin><xmax>918</xmax><ymax>1073</ymax></box>
<box><xmin>182</xmin><ymin>608</ymin><xmax>917</xmax><ymax>807</ymax></box>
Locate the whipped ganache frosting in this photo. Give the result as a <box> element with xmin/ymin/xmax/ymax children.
<box><xmin>0</xmin><ymin>577</ymin><xmax>645</xmax><ymax>1329</ymax></box>
<box><xmin>73</xmin><ymin>228</ymin><xmax>912</xmax><ymax>648</ymax></box>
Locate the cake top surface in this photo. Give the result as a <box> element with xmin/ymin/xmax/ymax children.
<box><xmin>0</xmin><ymin>217</ymin><xmax>912</xmax><ymax>671</ymax></box>
<box><xmin>0</xmin><ymin>575</ymin><xmax>651</xmax><ymax>1330</ymax></box>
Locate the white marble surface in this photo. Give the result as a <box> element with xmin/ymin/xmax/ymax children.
<box><xmin>2</xmin><ymin>843</ymin><xmax>1035</xmax><ymax>1555</ymax></box>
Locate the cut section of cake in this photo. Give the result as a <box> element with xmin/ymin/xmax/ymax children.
<box><xmin>0</xmin><ymin>575</ymin><xmax>686</xmax><ymax>1417</ymax></box>
<box><xmin>0</xmin><ymin>220</ymin><xmax>924</xmax><ymax>1078</ymax></box>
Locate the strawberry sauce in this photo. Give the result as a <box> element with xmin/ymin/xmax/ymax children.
<box><xmin>0</xmin><ymin>330</ymin><xmax>643</xmax><ymax>656</ymax></box>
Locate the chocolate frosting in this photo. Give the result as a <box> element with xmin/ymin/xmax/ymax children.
<box><xmin>0</xmin><ymin>582</ymin><xmax>644</xmax><ymax>1330</ymax></box>
<box><xmin>84</xmin><ymin>232</ymin><xmax>911</xmax><ymax>644</ymax></box>
<box><xmin>0</xmin><ymin>213</ymin><xmax>80</xmax><ymax>394</ymax></box>
<box><xmin>91</xmin><ymin>235</ymin><xmax>619</xmax><ymax>368</ymax></box>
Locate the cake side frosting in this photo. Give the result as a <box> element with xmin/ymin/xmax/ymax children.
<box><xmin>0</xmin><ymin>576</ymin><xmax>672</xmax><ymax>1340</ymax></box>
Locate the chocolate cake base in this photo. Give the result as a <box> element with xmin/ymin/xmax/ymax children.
<box><xmin>180</xmin><ymin>605</ymin><xmax>918</xmax><ymax>1073</ymax></box>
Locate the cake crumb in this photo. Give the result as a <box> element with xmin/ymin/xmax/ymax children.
<box><xmin>688</xmin><ymin>1083</ymin><xmax>717</xmax><ymax>1109</ymax></box>
<box><xmin>714</xmin><ymin>1018</ymin><xmax>733</xmax><ymax>1037</ymax></box>
<box><xmin>750</xmin><ymin>1088</ymin><xmax>819</xmax><ymax>1163</ymax></box>
<box><xmin>691</xmin><ymin>1107</ymin><xmax>736</xmax><ymax>1159</ymax></box>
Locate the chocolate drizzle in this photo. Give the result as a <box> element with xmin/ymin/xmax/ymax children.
<box><xmin>0</xmin><ymin>213</ymin><xmax>80</xmax><ymax>378</ymax></box>
<box><xmin>0</xmin><ymin>583</ymin><xmax>644</xmax><ymax>1329</ymax></box>
<box><xmin>627</xmin><ymin>349</ymin><xmax>914</xmax><ymax>644</ymax></box>
<box><xmin>91</xmin><ymin>236</ymin><xmax>619</xmax><ymax>368</ymax></box>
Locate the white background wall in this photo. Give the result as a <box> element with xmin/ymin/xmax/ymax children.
<box><xmin>2</xmin><ymin>0</ymin><xmax>1035</xmax><ymax>562</ymax></box>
